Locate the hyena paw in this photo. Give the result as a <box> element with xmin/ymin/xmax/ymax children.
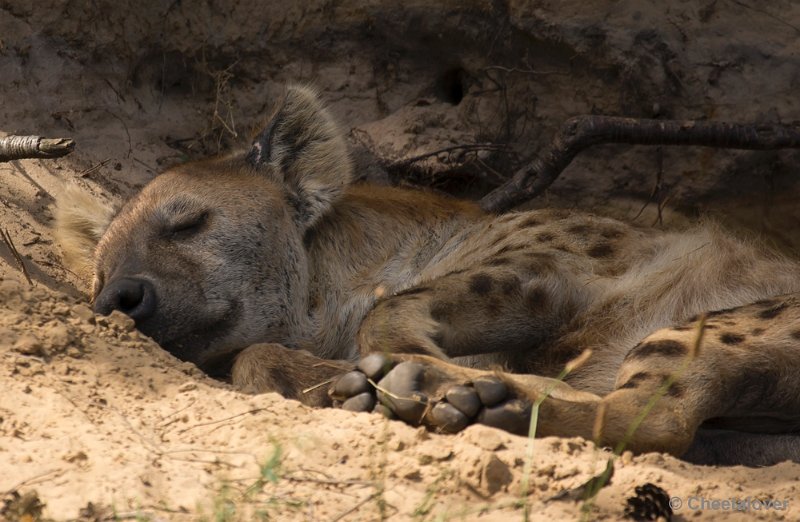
<box><xmin>329</xmin><ymin>353</ymin><xmax>532</xmax><ymax>435</ymax></box>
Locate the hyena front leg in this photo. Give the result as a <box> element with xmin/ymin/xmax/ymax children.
<box><xmin>356</xmin><ymin>264</ymin><xmax>583</xmax><ymax>360</ymax></box>
<box><xmin>334</xmin><ymin>295</ymin><xmax>800</xmax><ymax>460</ymax></box>
<box><xmin>331</xmin><ymin>265</ymin><xmax>591</xmax><ymax>431</ymax></box>
<box><xmin>232</xmin><ymin>343</ymin><xmax>354</xmax><ymax>407</ymax></box>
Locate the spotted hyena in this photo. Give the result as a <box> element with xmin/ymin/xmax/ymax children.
<box><xmin>56</xmin><ymin>86</ymin><xmax>800</xmax><ymax>466</ymax></box>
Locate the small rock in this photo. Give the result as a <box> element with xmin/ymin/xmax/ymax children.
<box><xmin>66</xmin><ymin>347</ymin><xmax>83</xmax><ymax>358</ymax></box>
<box><xmin>45</xmin><ymin>324</ymin><xmax>72</xmax><ymax>348</ymax></box>
<box><xmin>482</xmin><ymin>454</ymin><xmax>512</xmax><ymax>494</ymax></box>
<box><xmin>13</xmin><ymin>334</ymin><xmax>45</xmax><ymax>356</ymax></box>
<box><xmin>64</xmin><ymin>450</ymin><xmax>88</xmax><ymax>463</ymax></box>
<box><xmin>462</xmin><ymin>425</ymin><xmax>506</xmax><ymax>451</ymax></box>
<box><xmin>0</xmin><ymin>278</ymin><xmax>23</xmax><ymax>296</ymax></box>
<box><xmin>52</xmin><ymin>303</ymin><xmax>71</xmax><ymax>316</ymax></box>
<box><xmin>418</xmin><ymin>441</ymin><xmax>453</xmax><ymax>462</ymax></box>
<box><xmin>621</xmin><ymin>450</ymin><xmax>634</xmax><ymax>465</ymax></box>
<box><xmin>178</xmin><ymin>382</ymin><xmax>197</xmax><ymax>392</ymax></box>
<box><xmin>72</xmin><ymin>304</ymin><xmax>95</xmax><ymax>323</ymax></box>
<box><xmin>108</xmin><ymin>310</ymin><xmax>135</xmax><ymax>332</ymax></box>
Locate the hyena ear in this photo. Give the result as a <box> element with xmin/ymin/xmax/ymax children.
<box><xmin>54</xmin><ymin>184</ymin><xmax>115</xmax><ymax>285</ymax></box>
<box><xmin>246</xmin><ymin>85</ymin><xmax>353</xmax><ymax>228</ymax></box>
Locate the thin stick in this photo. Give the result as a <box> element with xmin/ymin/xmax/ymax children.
<box><xmin>481</xmin><ymin>116</ymin><xmax>800</xmax><ymax>212</ymax></box>
<box><xmin>329</xmin><ymin>492</ymin><xmax>379</xmax><ymax>522</ymax></box>
<box><xmin>0</xmin><ymin>136</ymin><xmax>75</xmax><ymax>162</ymax></box>
<box><xmin>1</xmin><ymin>228</ymin><xmax>33</xmax><ymax>285</ymax></box>
<box><xmin>388</xmin><ymin>143</ymin><xmax>509</xmax><ymax>169</ymax></box>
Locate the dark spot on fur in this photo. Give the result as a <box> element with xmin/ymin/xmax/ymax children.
<box><xmin>554</xmin><ymin>244</ymin><xmax>572</xmax><ymax>253</ymax></box>
<box><xmin>719</xmin><ymin>332</ymin><xmax>745</xmax><ymax>345</ymax></box>
<box><xmin>485</xmin><ymin>296</ymin><xmax>503</xmax><ymax>316</ymax></box>
<box><xmin>497</xmin><ymin>244</ymin><xmax>528</xmax><ymax>255</ymax></box>
<box><xmin>620</xmin><ymin>373</ymin><xmax>682</xmax><ymax>396</ymax></box>
<box><xmin>758</xmin><ymin>302</ymin><xmax>788</xmax><ymax>320</ymax></box>
<box><xmin>385</xmin><ymin>300</ymin><xmax>399</xmax><ymax>310</ymax></box>
<box><xmin>619</xmin><ymin>372</ymin><xmax>651</xmax><ymax>389</ymax></box>
<box><xmin>500</xmin><ymin>277</ymin><xmax>519</xmax><ymax>296</ymax></box>
<box><xmin>754</xmin><ymin>299</ymin><xmax>779</xmax><ymax>307</ymax></box>
<box><xmin>536</xmin><ymin>232</ymin><xmax>555</xmax><ymax>242</ymax></box>
<box><xmin>567</xmin><ymin>224</ymin><xmax>590</xmax><ymax>235</ymax></box>
<box><xmin>666</xmin><ymin>380</ymin><xmax>684</xmax><ymax>398</ymax></box>
<box><xmin>626</xmin><ymin>339</ymin><xmax>688</xmax><ymax>361</ymax></box>
<box><xmin>525</xmin><ymin>285</ymin><xmax>549</xmax><ymax>311</ymax></box>
<box><xmin>601</xmin><ymin>227</ymin><xmax>625</xmax><ymax>239</ymax></box>
<box><xmin>751</xmin><ymin>327</ymin><xmax>765</xmax><ymax>336</ymax></box>
<box><xmin>430</xmin><ymin>300</ymin><xmax>452</xmax><ymax>321</ymax></box>
<box><xmin>519</xmin><ymin>217</ymin><xmax>541</xmax><ymax>228</ymax></box>
<box><xmin>791</xmin><ymin>330</ymin><xmax>800</xmax><ymax>340</ymax></box>
<box><xmin>395</xmin><ymin>286</ymin><xmax>432</xmax><ymax>297</ymax></box>
<box><xmin>488</xmin><ymin>257</ymin><xmax>512</xmax><ymax>267</ymax></box>
<box><xmin>587</xmin><ymin>243</ymin><xmax>614</xmax><ymax>258</ymax></box>
<box><xmin>469</xmin><ymin>273</ymin><xmax>493</xmax><ymax>295</ymax></box>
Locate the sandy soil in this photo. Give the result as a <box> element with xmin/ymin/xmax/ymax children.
<box><xmin>2</xmin><ymin>2</ymin><xmax>800</xmax><ymax>521</ymax></box>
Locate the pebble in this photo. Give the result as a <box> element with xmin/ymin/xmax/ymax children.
<box><xmin>72</xmin><ymin>304</ymin><xmax>95</xmax><ymax>323</ymax></box>
<box><xmin>46</xmin><ymin>324</ymin><xmax>72</xmax><ymax>348</ymax></box>
<box><xmin>13</xmin><ymin>334</ymin><xmax>45</xmax><ymax>356</ymax></box>
<box><xmin>108</xmin><ymin>310</ymin><xmax>135</xmax><ymax>332</ymax></box>
<box><xmin>178</xmin><ymin>382</ymin><xmax>197</xmax><ymax>392</ymax></box>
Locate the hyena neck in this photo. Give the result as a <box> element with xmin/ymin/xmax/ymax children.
<box><xmin>297</xmin><ymin>184</ymin><xmax>485</xmax><ymax>360</ymax></box>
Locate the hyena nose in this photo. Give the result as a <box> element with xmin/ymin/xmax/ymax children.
<box><xmin>94</xmin><ymin>277</ymin><xmax>157</xmax><ymax>322</ymax></box>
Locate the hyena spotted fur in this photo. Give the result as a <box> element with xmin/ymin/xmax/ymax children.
<box><xmin>56</xmin><ymin>86</ymin><xmax>800</xmax><ymax>466</ymax></box>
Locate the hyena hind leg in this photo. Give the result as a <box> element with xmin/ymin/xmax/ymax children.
<box><xmin>607</xmin><ymin>294</ymin><xmax>800</xmax><ymax>460</ymax></box>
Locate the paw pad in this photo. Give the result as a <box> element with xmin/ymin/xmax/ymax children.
<box><xmin>330</xmin><ymin>355</ymin><xmax>532</xmax><ymax>436</ymax></box>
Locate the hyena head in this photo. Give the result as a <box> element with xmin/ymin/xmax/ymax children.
<box><xmin>56</xmin><ymin>86</ymin><xmax>352</xmax><ymax>375</ymax></box>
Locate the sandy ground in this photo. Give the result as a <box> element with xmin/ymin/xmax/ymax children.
<box><xmin>3</xmin><ymin>1</ymin><xmax>800</xmax><ymax>521</ymax></box>
<box><xmin>3</xmin><ymin>274</ymin><xmax>800</xmax><ymax>521</ymax></box>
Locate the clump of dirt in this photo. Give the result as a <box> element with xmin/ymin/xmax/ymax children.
<box><xmin>3</xmin><ymin>1</ymin><xmax>800</xmax><ymax>520</ymax></box>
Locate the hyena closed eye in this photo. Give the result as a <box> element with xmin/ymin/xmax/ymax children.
<box><xmin>57</xmin><ymin>86</ymin><xmax>800</xmax><ymax>466</ymax></box>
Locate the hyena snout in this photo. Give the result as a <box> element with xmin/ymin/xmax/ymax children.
<box><xmin>94</xmin><ymin>277</ymin><xmax>157</xmax><ymax>322</ymax></box>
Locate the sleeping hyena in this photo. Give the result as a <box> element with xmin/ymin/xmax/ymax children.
<box><xmin>56</xmin><ymin>86</ymin><xmax>800</xmax><ymax>466</ymax></box>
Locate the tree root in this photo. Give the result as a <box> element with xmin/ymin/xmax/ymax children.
<box><xmin>480</xmin><ymin>116</ymin><xmax>800</xmax><ymax>213</ymax></box>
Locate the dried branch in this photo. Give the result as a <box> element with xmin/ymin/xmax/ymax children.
<box><xmin>387</xmin><ymin>143</ymin><xmax>509</xmax><ymax>170</ymax></box>
<box><xmin>0</xmin><ymin>136</ymin><xmax>75</xmax><ymax>163</ymax></box>
<box><xmin>480</xmin><ymin>116</ymin><xmax>800</xmax><ymax>213</ymax></box>
<box><xmin>1</xmin><ymin>228</ymin><xmax>33</xmax><ymax>286</ymax></box>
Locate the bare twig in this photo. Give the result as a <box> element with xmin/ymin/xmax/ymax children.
<box><xmin>78</xmin><ymin>158</ymin><xmax>112</xmax><ymax>178</ymax></box>
<box><xmin>0</xmin><ymin>136</ymin><xmax>74</xmax><ymax>162</ymax></box>
<box><xmin>480</xmin><ymin>116</ymin><xmax>800</xmax><ymax>213</ymax></box>
<box><xmin>329</xmin><ymin>492</ymin><xmax>380</xmax><ymax>522</ymax></box>
<box><xmin>1</xmin><ymin>228</ymin><xmax>33</xmax><ymax>286</ymax></box>
<box><xmin>387</xmin><ymin>143</ymin><xmax>509</xmax><ymax>170</ymax></box>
